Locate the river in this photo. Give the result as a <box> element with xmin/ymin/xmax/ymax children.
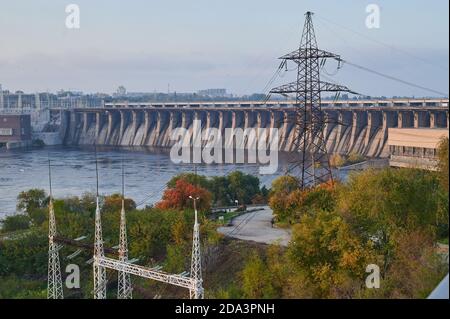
<box><xmin>0</xmin><ymin>146</ymin><xmax>348</xmax><ymax>218</ymax></box>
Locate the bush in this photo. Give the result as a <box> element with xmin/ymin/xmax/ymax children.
<box><xmin>329</xmin><ymin>154</ymin><xmax>346</xmax><ymax>167</ymax></box>
<box><xmin>347</xmin><ymin>152</ymin><xmax>365</xmax><ymax>164</ymax></box>
<box><xmin>0</xmin><ymin>214</ymin><xmax>30</xmax><ymax>233</ymax></box>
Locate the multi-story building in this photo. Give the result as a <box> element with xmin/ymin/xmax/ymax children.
<box><xmin>0</xmin><ymin>114</ymin><xmax>31</xmax><ymax>143</ymax></box>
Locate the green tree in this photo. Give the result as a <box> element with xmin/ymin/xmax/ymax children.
<box><xmin>227</xmin><ymin>171</ymin><xmax>261</xmax><ymax>205</ymax></box>
<box><xmin>337</xmin><ymin>168</ymin><xmax>447</xmax><ymax>276</ymax></box>
<box><xmin>241</xmin><ymin>252</ymin><xmax>277</xmax><ymax>298</ymax></box>
<box><xmin>437</xmin><ymin>137</ymin><xmax>449</xmax><ymax>192</ymax></box>
<box><xmin>167</xmin><ymin>173</ymin><xmax>210</xmax><ymax>189</ymax></box>
<box><xmin>17</xmin><ymin>189</ymin><xmax>47</xmax><ymax>213</ymax></box>
<box><xmin>270</xmin><ymin>175</ymin><xmax>299</xmax><ymax>195</ymax></box>
<box><xmin>0</xmin><ymin>214</ymin><xmax>30</xmax><ymax>233</ymax></box>
<box><xmin>287</xmin><ymin>210</ymin><xmax>374</xmax><ymax>298</ymax></box>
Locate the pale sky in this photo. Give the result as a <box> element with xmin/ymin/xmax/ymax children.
<box><xmin>0</xmin><ymin>0</ymin><xmax>448</xmax><ymax>97</ymax></box>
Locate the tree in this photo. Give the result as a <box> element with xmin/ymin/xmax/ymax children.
<box><xmin>287</xmin><ymin>210</ymin><xmax>374</xmax><ymax>298</ymax></box>
<box><xmin>337</xmin><ymin>168</ymin><xmax>447</xmax><ymax>277</ymax></box>
<box><xmin>269</xmin><ymin>178</ymin><xmax>336</xmax><ymax>223</ymax></box>
<box><xmin>0</xmin><ymin>214</ymin><xmax>30</xmax><ymax>233</ymax></box>
<box><xmin>241</xmin><ymin>252</ymin><xmax>277</xmax><ymax>298</ymax></box>
<box><xmin>270</xmin><ymin>175</ymin><xmax>299</xmax><ymax>196</ymax></box>
<box><xmin>437</xmin><ymin>137</ymin><xmax>449</xmax><ymax>192</ymax></box>
<box><xmin>156</xmin><ymin>179</ymin><xmax>212</xmax><ymax>211</ymax></box>
<box><xmin>209</xmin><ymin>176</ymin><xmax>231</xmax><ymax>206</ymax></box>
<box><xmin>102</xmin><ymin>193</ymin><xmax>136</xmax><ymax>213</ymax></box>
<box><xmin>167</xmin><ymin>173</ymin><xmax>210</xmax><ymax>189</ymax></box>
<box><xmin>17</xmin><ymin>189</ymin><xmax>47</xmax><ymax>213</ymax></box>
<box><xmin>227</xmin><ymin>171</ymin><xmax>261</xmax><ymax>205</ymax></box>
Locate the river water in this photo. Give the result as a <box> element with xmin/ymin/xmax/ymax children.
<box><xmin>0</xmin><ymin>146</ymin><xmax>348</xmax><ymax>218</ymax></box>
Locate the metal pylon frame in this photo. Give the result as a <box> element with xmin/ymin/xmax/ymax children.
<box><xmin>117</xmin><ymin>199</ymin><xmax>132</xmax><ymax>299</ymax></box>
<box><xmin>47</xmin><ymin>199</ymin><xmax>64</xmax><ymax>299</ymax></box>
<box><xmin>190</xmin><ymin>201</ymin><xmax>204</xmax><ymax>299</ymax></box>
<box><xmin>93</xmin><ymin>197</ymin><xmax>107</xmax><ymax>299</ymax></box>
<box><xmin>270</xmin><ymin>11</ymin><xmax>357</xmax><ymax>189</ymax></box>
<box><xmin>117</xmin><ymin>158</ymin><xmax>132</xmax><ymax>299</ymax></box>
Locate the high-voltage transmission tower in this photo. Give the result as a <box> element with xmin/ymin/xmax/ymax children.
<box><xmin>189</xmin><ymin>196</ymin><xmax>204</xmax><ymax>299</ymax></box>
<box><xmin>93</xmin><ymin>147</ymin><xmax>107</xmax><ymax>299</ymax></box>
<box><xmin>47</xmin><ymin>158</ymin><xmax>64</xmax><ymax>299</ymax></box>
<box><xmin>270</xmin><ymin>11</ymin><xmax>356</xmax><ymax>189</ymax></box>
<box><xmin>117</xmin><ymin>159</ymin><xmax>133</xmax><ymax>299</ymax></box>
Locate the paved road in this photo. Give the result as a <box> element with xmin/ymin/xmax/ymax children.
<box><xmin>217</xmin><ymin>206</ymin><xmax>291</xmax><ymax>246</ymax></box>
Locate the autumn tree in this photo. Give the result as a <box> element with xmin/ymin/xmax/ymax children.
<box><xmin>156</xmin><ymin>179</ymin><xmax>212</xmax><ymax>211</ymax></box>
<box><xmin>102</xmin><ymin>193</ymin><xmax>136</xmax><ymax>213</ymax></box>
<box><xmin>241</xmin><ymin>252</ymin><xmax>277</xmax><ymax>298</ymax></box>
<box><xmin>337</xmin><ymin>168</ymin><xmax>447</xmax><ymax>277</ymax></box>
<box><xmin>287</xmin><ymin>210</ymin><xmax>375</xmax><ymax>298</ymax></box>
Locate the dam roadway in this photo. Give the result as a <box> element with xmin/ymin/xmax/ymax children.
<box><xmin>52</xmin><ymin>98</ymin><xmax>449</xmax><ymax>158</ymax></box>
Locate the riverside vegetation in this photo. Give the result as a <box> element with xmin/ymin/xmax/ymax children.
<box><xmin>0</xmin><ymin>139</ymin><xmax>448</xmax><ymax>298</ymax></box>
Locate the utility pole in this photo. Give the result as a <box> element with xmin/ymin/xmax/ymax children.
<box><xmin>47</xmin><ymin>156</ymin><xmax>64</xmax><ymax>299</ymax></box>
<box><xmin>117</xmin><ymin>158</ymin><xmax>132</xmax><ymax>299</ymax></box>
<box><xmin>93</xmin><ymin>145</ymin><xmax>107</xmax><ymax>299</ymax></box>
<box><xmin>189</xmin><ymin>196</ymin><xmax>204</xmax><ymax>299</ymax></box>
<box><xmin>270</xmin><ymin>11</ymin><xmax>356</xmax><ymax>189</ymax></box>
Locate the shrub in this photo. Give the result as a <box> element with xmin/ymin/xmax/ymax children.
<box><xmin>0</xmin><ymin>214</ymin><xmax>30</xmax><ymax>233</ymax></box>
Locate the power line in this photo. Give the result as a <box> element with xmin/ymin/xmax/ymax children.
<box><xmin>315</xmin><ymin>14</ymin><xmax>449</xmax><ymax>71</ymax></box>
<box><xmin>341</xmin><ymin>60</ymin><xmax>449</xmax><ymax>97</ymax></box>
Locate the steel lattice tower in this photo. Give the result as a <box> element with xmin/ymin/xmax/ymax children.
<box><xmin>47</xmin><ymin>158</ymin><xmax>64</xmax><ymax>299</ymax></box>
<box><xmin>117</xmin><ymin>161</ymin><xmax>132</xmax><ymax>299</ymax></box>
<box><xmin>47</xmin><ymin>168</ymin><xmax>64</xmax><ymax>300</ymax></box>
<box><xmin>190</xmin><ymin>199</ymin><xmax>204</xmax><ymax>299</ymax></box>
<box><xmin>93</xmin><ymin>197</ymin><xmax>107</xmax><ymax>299</ymax></box>
<box><xmin>270</xmin><ymin>11</ymin><xmax>356</xmax><ymax>188</ymax></box>
<box><xmin>93</xmin><ymin>148</ymin><xmax>107</xmax><ymax>299</ymax></box>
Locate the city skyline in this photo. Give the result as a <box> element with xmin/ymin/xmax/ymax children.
<box><xmin>0</xmin><ymin>0</ymin><xmax>448</xmax><ymax>97</ymax></box>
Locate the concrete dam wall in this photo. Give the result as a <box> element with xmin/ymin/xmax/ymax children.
<box><xmin>59</xmin><ymin>107</ymin><xmax>449</xmax><ymax>158</ymax></box>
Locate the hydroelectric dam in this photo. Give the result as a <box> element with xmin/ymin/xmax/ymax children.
<box><xmin>53</xmin><ymin>99</ymin><xmax>449</xmax><ymax>158</ymax></box>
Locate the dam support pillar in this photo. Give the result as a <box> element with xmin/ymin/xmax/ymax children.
<box><xmin>349</xmin><ymin>111</ymin><xmax>367</xmax><ymax>153</ymax></box>
<box><xmin>83</xmin><ymin>112</ymin><xmax>89</xmax><ymax>134</ymax></box>
<box><xmin>430</xmin><ymin>112</ymin><xmax>436</xmax><ymax>129</ymax></box>
<box><xmin>218</xmin><ymin>111</ymin><xmax>224</xmax><ymax>135</ymax></box>
<box><xmin>364</xmin><ymin>110</ymin><xmax>382</xmax><ymax>152</ymax></box>
<box><xmin>107</xmin><ymin>111</ymin><xmax>114</xmax><ymax>144</ymax></box>
<box><xmin>414</xmin><ymin>111</ymin><xmax>419</xmax><ymax>128</ymax></box>
<box><xmin>95</xmin><ymin>113</ymin><xmax>101</xmax><ymax>138</ymax></box>
<box><xmin>119</xmin><ymin>110</ymin><xmax>126</xmax><ymax>140</ymax></box>
<box><xmin>143</xmin><ymin>111</ymin><xmax>151</xmax><ymax>143</ymax></box>
<box><xmin>397</xmin><ymin>111</ymin><xmax>403</xmax><ymax>128</ymax></box>
<box><xmin>336</xmin><ymin>110</ymin><xmax>352</xmax><ymax>153</ymax></box>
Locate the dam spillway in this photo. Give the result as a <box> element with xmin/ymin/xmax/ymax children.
<box><xmin>57</xmin><ymin>102</ymin><xmax>449</xmax><ymax>158</ymax></box>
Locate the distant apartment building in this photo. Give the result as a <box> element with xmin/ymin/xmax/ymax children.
<box><xmin>197</xmin><ymin>88</ymin><xmax>229</xmax><ymax>98</ymax></box>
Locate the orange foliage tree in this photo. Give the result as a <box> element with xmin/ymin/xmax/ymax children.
<box><xmin>156</xmin><ymin>179</ymin><xmax>212</xmax><ymax>212</ymax></box>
